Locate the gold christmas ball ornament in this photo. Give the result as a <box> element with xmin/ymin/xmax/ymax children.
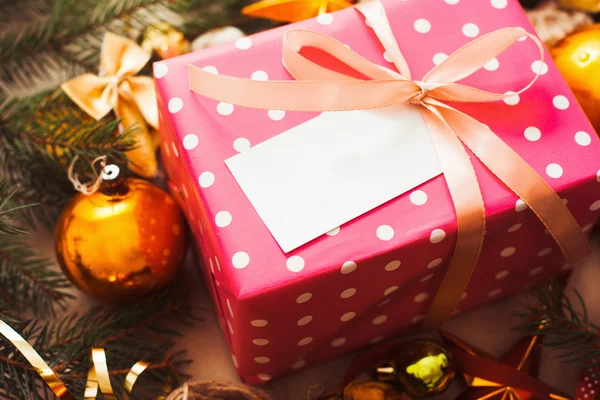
<box><xmin>552</xmin><ymin>24</ymin><xmax>600</xmax><ymax>132</ymax></box>
<box><xmin>377</xmin><ymin>340</ymin><xmax>456</xmax><ymax>398</ymax></box>
<box><xmin>559</xmin><ymin>0</ymin><xmax>600</xmax><ymax>12</ymax></box>
<box><xmin>141</xmin><ymin>21</ymin><xmax>190</xmax><ymax>59</ymax></box>
<box><xmin>55</xmin><ymin>164</ymin><xmax>187</xmax><ymax>302</ymax></box>
<box><xmin>342</xmin><ymin>378</ymin><xmax>406</xmax><ymax>400</ymax></box>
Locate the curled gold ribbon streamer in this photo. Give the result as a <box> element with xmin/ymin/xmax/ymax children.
<box><xmin>0</xmin><ymin>318</ymin><xmax>150</xmax><ymax>399</ymax></box>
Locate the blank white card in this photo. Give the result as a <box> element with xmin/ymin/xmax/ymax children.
<box><xmin>225</xmin><ymin>104</ymin><xmax>442</xmax><ymax>252</ymax></box>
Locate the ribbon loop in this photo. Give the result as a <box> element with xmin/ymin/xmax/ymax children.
<box><xmin>188</xmin><ymin>0</ymin><xmax>590</xmax><ymax>326</ymax></box>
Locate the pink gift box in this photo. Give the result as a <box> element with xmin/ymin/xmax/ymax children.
<box><xmin>155</xmin><ymin>0</ymin><xmax>600</xmax><ymax>383</ymax></box>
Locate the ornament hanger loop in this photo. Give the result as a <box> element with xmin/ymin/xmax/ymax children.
<box><xmin>68</xmin><ymin>155</ymin><xmax>118</xmax><ymax>195</ymax></box>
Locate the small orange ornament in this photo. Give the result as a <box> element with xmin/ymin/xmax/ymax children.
<box><xmin>242</xmin><ymin>0</ymin><xmax>354</xmax><ymax>23</ymax></box>
<box><xmin>55</xmin><ymin>163</ymin><xmax>187</xmax><ymax>302</ymax></box>
<box><xmin>552</xmin><ymin>25</ymin><xmax>600</xmax><ymax>133</ymax></box>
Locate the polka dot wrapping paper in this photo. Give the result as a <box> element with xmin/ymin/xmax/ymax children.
<box><xmin>154</xmin><ymin>0</ymin><xmax>600</xmax><ymax>384</ymax></box>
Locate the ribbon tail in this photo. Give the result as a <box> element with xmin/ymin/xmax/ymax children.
<box><xmin>114</xmin><ymin>98</ymin><xmax>158</xmax><ymax>178</ymax></box>
<box><xmin>127</xmin><ymin>76</ymin><xmax>159</xmax><ymax>129</ymax></box>
<box><xmin>61</xmin><ymin>74</ymin><xmax>114</xmax><ymax>121</ymax></box>
<box><xmin>436</xmin><ymin>104</ymin><xmax>591</xmax><ymax>265</ymax></box>
<box><xmin>419</xmin><ymin>104</ymin><xmax>486</xmax><ymax>327</ymax></box>
<box><xmin>101</xmin><ymin>32</ymin><xmax>150</xmax><ymax>77</ymax></box>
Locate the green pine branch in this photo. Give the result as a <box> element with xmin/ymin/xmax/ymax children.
<box><xmin>514</xmin><ymin>283</ymin><xmax>600</xmax><ymax>366</ymax></box>
<box><xmin>0</xmin><ymin>290</ymin><xmax>194</xmax><ymax>399</ymax></box>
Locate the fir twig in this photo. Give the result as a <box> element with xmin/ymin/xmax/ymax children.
<box><xmin>514</xmin><ymin>283</ymin><xmax>600</xmax><ymax>367</ymax></box>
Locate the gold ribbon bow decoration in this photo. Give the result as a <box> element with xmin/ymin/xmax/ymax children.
<box><xmin>62</xmin><ymin>33</ymin><xmax>159</xmax><ymax>178</ymax></box>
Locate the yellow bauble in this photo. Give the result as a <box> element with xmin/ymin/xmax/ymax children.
<box><xmin>552</xmin><ymin>25</ymin><xmax>600</xmax><ymax>132</ymax></box>
<box><xmin>141</xmin><ymin>22</ymin><xmax>190</xmax><ymax>60</ymax></box>
<box><xmin>55</xmin><ymin>175</ymin><xmax>187</xmax><ymax>302</ymax></box>
<box><xmin>392</xmin><ymin>340</ymin><xmax>455</xmax><ymax>397</ymax></box>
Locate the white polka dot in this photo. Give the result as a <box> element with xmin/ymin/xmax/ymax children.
<box><xmin>412</xmin><ymin>315</ymin><xmax>425</xmax><ymax>324</ymax></box>
<box><xmin>383</xmin><ymin>51</ymin><xmax>392</xmax><ymax>63</ymax></box>
<box><xmin>507</xmin><ymin>223</ymin><xmax>522</xmax><ymax>232</ymax></box>
<box><xmin>537</xmin><ymin>247</ymin><xmax>552</xmax><ymax>257</ymax></box>
<box><xmin>199</xmin><ymin>172</ymin><xmax>215</xmax><ymax>188</ymax></box>
<box><xmin>462</xmin><ymin>23</ymin><xmax>480</xmax><ymax>37</ymax></box>
<box><xmin>530</xmin><ymin>266</ymin><xmax>544</xmax><ymax>275</ymax></box>
<box><xmin>297</xmin><ymin>315</ymin><xmax>313</xmax><ymax>326</ymax></box>
<box><xmin>331</xmin><ymin>337</ymin><xmax>346</xmax><ymax>347</ymax></box>
<box><xmin>503</xmin><ymin>91</ymin><xmax>519</xmax><ymax>105</ymax></box>
<box><xmin>597</xmin><ymin>170</ymin><xmax>600</xmax><ymax>182</ymax></box>
<box><xmin>583</xmin><ymin>223</ymin><xmax>594</xmax><ymax>233</ymax></box>
<box><xmin>590</xmin><ymin>200</ymin><xmax>600</xmax><ymax>211</ymax></box>
<box><xmin>414</xmin><ymin>19</ymin><xmax>431</xmax><ymax>33</ymax></box>
<box><xmin>483</xmin><ymin>58</ymin><xmax>499</xmax><ymax>71</ymax></box>
<box><xmin>235</xmin><ymin>37</ymin><xmax>252</xmax><ymax>49</ymax></box>
<box><xmin>491</xmin><ymin>0</ymin><xmax>507</xmax><ymax>8</ymax></box>
<box><xmin>254</xmin><ymin>357</ymin><xmax>270</xmax><ymax>364</ymax></box>
<box><xmin>217</xmin><ymin>102</ymin><xmax>234</xmax><ymax>115</ymax></box>
<box><xmin>445</xmin><ymin>0</ymin><xmax>460</xmax><ymax>4</ymax></box>
<box><xmin>428</xmin><ymin>258</ymin><xmax>442</xmax><ymax>269</ymax></box>
<box><xmin>287</xmin><ymin>256</ymin><xmax>305</xmax><ymax>272</ymax></box>
<box><xmin>341</xmin><ymin>288</ymin><xmax>356</xmax><ymax>299</ymax></box>
<box><xmin>433</xmin><ymin>53</ymin><xmax>448</xmax><ymax>66</ymax></box>
<box><xmin>385</xmin><ymin>260</ymin><xmax>401</xmax><ymax>271</ymax></box>
<box><xmin>488</xmin><ymin>288</ymin><xmax>503</xmax><ymax>297</ymax></box>
<box><xmin>292</xmin><ymin>360</ymin><xmax>306</xmax><ymax>369</ymax></box>
<box><xmin>202</xmin><ymin>65</ymin><xmax>218</xmax><ymax>74</ymax></box>
<box><xmin>516</xmin><ymin>199</ymin><xmax>528</xmax><ymax>212</ymax></box>
<box><xmin>341</xmin><ymin>312</ymin><xmax>356</xmax><ymax>322</ymax></box>
<box><xmin>553</xmin><ymin>95</ymin><xmax>570</xmax><ymax>110</ymax></box>
<box><xmin>524</xmin><ymin>126</ymin><xmax>541</xmax><ymax>141</ymax></box>
<box><xmin>500</xmin><ymin>247</ymin><xmax>516</xmax><ymax>257</ymax></box>
<box><xmin>341</xmin><ymin>261</ymin><xmax>357</xmax><ymax>274</ymax></box>
<box><xmin>575</xmin><ymin>131</ymin><xmax>592</xmax><ymax>146</ymax></box>
<box><xmin>430</xmin><ymin>229</ymin><xmax>446</xmax><ymax>243</ymax></box>
<box><xmin>232</xmin><ymin>251</ymin><xmax>250</xmax><ymax>269</ymax></box>
<box><xmin>253</xmin><ymin>339</ymin><xmax>269</xmax><ymax>346</ymax></box>
<box><xmin>296</xmin><ymin>293</ymin><xmax>312</xmax><ymax>303</ymax></box>
<box><xmin>531</xmin><ymin>60</ymin><xmax>548</xmax><ymax>75</ymax></box>
<box><xmin>251</xmin><ymin>319</ymin><xmax>268</xmax><ymax>327</ymax></box>
<box><xmin>257</xmin><ymin>373</ymin><xmax>271</xmax><ymax>381</ymax></box>
<box><xmin>384</xmin><ymin>286</ymin><xmax>399</xmax><ymax>296</ymax></box>
<box><xmin>495</xmin><ymin>270</ymin><xmax>509</xmax><ymax>280</ymax></box>
<box><xmin>372</xmin><ymin>315</ymin><xmax>388</xmax><ymax>325</ymax></box>
<box><xmin>518</xmin><ymin>35</ymin><xmax>527</xmax><ymax>42</ymax></box>
<box><xmin>215</xmin><ymin>211</ymin><xmax>232</xmax><ymax>227</ymax></box>
<box><xmin>154</xmin><ymin>63</ymin><xmax>168</xmax><ymax>78</ymax></box>
<box><xmin>168</xmin><ymin>97</ymin><xmax>183</xmax><ymax>113</ymax></box>
<box><xmin>233</xmin><ymin>137</ymin><xmax>251</xmax><ymax>152</ymax></box>
<box><xmin>414</xmin><ymin>292</ymin><xmax>430</xmax><ymax>303</ymax></box>
<box><xmin>371</xmin><ymin>336</ymin><xmax>385</xmax><ymax>344</ymax></box>
<box><xmin>326</xmin><ymin>226</ymin><xmax>340</xmax><ymax>236</ymax></box>
<box><xmin>268</xmin><ymin>109</ymin><xmax>285</xmax><ymax>121</ymax></box>
<box><xmin>251</xmin><ymin>70</ymin><xmax>268</xmax><ymax>80</ymax></box>
<box><xmin>420</xmin><ymin>273</ymin><xmax>434</xmax><ymax>282</ymax></box>
<box><xmin>171</xmin><ymin>142</ymin><xmax>179</xmax><ymax>157</ymax></box>
<box><xmin>410</xmin><ymin>190</ymin><xmax>428</xmax><ymax>205</ymax></box>
<box><xmin>376</xmin><ymin>225</ymin><xmax>394</xmax><ymax>241</ymax></box>
<box><xmin>316</xmin><ymin>13</ymin><xmax>333</xmax><ymax>25</ymax></box>
<box><xmin>546</xmin><ymin>163</ymin><xmax>563</xmax><ymax>179</ymax></box>
<box><xmin>298</xmin><ymin>337</ymin><xmax>313</xmax><ymax>346</ymax></box>
<box><xmin>182</xmin><ymin>134</ymin><xmax>199</xmax><ymax>150</ymax></box>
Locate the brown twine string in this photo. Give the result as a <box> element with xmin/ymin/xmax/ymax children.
<box><xmin>165</xmin><ymin>381</ymin><xmax>273</xmax><ymax>400</ymax></box>
<box><xmin>67</xmin><ymin>155</ymin><xmax>107</xmax><ymax>195</ymax></box>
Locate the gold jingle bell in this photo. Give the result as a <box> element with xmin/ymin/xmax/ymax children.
<box><xmin>552</xmin><ymin>24</ymin><xmax>600</xmax><ymax>132</ymax></box>
<box><xmin>378</xmin><ymin>340</ymin><xmax>456</xmax><ymax>398</ymax></box>
<box><xmin>141</xmin><ymin>21</ymin><xmax>190</xmax><ymax>59</ymax></box>
<box><xmin>55</xmin><ymin>163</ymin><xmax>188</xmax><ymax>302</ymax></box>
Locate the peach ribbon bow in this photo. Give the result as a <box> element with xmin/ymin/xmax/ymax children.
<box><xmin>188</xmin><ymin>1</ymin><xmax>590</xmax><ymax>326</ymax></box>
<box><xmin>62</xmin><ymin>33</ymin><xmax>159</xmax><ymax>178</ymax></box>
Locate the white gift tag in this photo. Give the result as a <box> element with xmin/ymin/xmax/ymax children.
<box><xmin>225</xmin><ymin>104</ymin><xmax>442</xmax><ymax>252</ymax></box>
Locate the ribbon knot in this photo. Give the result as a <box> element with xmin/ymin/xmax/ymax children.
<box><xmin>62</xmin><ymin>32</ymin><xmax>160</xmax><ymax>178</ymax></box>
<box><xmin>187</xmin><ymin>0</ymin><xmax>590</xmax><ymax>326</ymax></box>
